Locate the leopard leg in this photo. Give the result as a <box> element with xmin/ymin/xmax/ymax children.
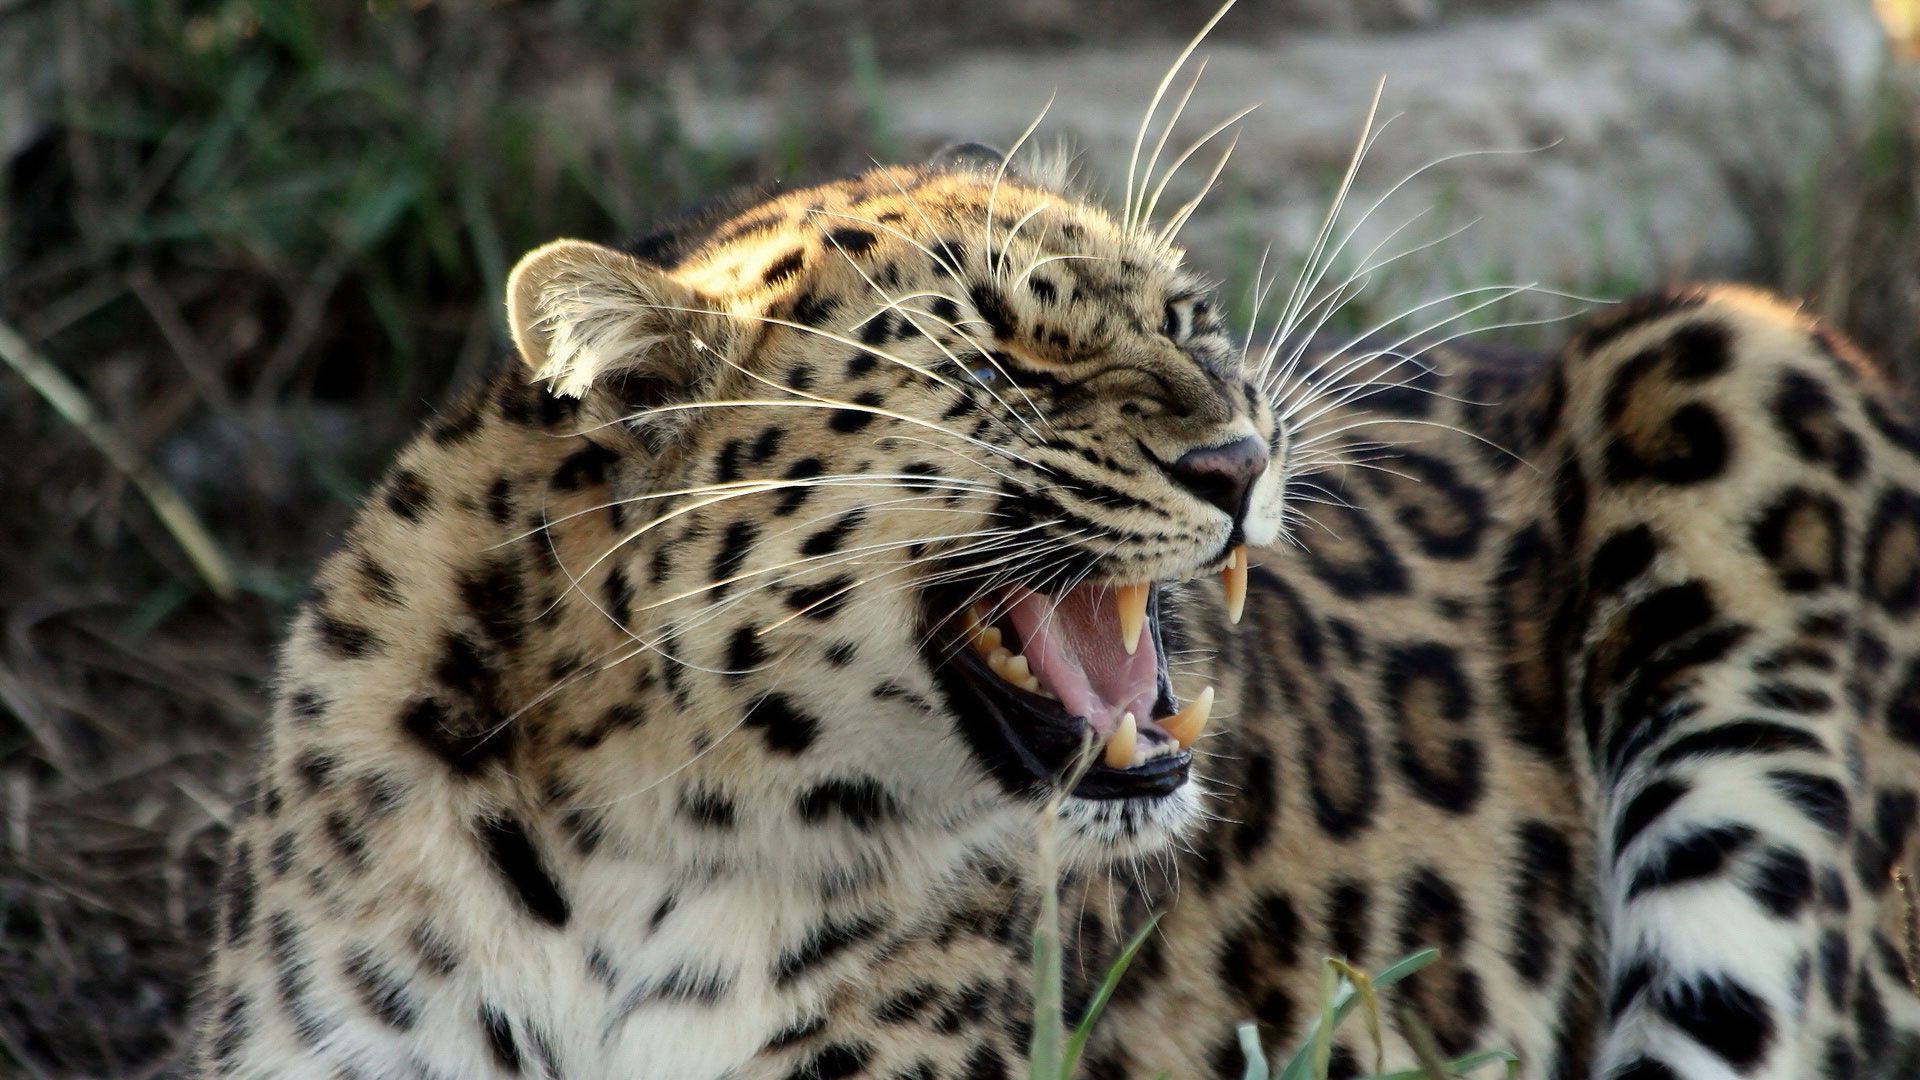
<box><xmin>1551</xmin><ymin>287</ymin><xmax>1920</xmax><ymax>1078</ymax></box>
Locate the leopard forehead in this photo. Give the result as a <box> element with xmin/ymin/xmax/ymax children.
<box><xmin>599</xmin><ymin>165</ymin><xmax>1244</xmax><ymax>417</ymax></box>
<box><xmin>650</xmin><ymin>164</ymin><xmax>1221</xmax><ymax>366</ymax></box>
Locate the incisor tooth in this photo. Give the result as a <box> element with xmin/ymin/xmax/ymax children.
<box><xmin>1105</xmin><ymin>712</ymin><xmax>1138</xmax><ymax>769</ymax></box>
<box><xmin>1116</xmin><ymin>583</ymin><xmax>1150</xmax><ymax>655</ymax></box>
<box><xmin>1223</xmin><ymin>546</ymin><xmax>1248</xmax><ymax>625</ymax></box>
<box><xmin>1160</xmin><ymin>685</ymin><xmax>1215</xmax><ymax>750</ymax></box>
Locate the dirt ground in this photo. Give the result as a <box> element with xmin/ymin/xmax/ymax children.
<box><xmin>0</xmin><ymin>1</ymin><xmax>1915</xmax><ymax>1075</ymax></box>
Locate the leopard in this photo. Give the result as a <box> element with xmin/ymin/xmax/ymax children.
<box><xmin>190</xmin><ymin>139</ymin><xmax>1920</xmax><ymax>1079</ymax></box>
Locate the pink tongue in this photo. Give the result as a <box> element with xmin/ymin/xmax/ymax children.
<box><xmin>1005</xmin><ymin>584</ymin><xmax>1159</xmax><ymax>735</ymax></box>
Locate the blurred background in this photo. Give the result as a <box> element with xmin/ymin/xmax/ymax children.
<box><xmin>0</xmin><ymin>0</ymin><xmax>1915</xmax><ymax>1073</ymax></box>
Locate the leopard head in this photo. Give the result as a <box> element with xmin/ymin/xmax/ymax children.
<box><xmin>504</xmin><ymin>147</ymin><xmax>1285</xmax><ymax>864</ymax></box>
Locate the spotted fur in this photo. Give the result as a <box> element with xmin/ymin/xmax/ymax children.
<box><xmin>194</xmin><ymin>149</ymin><xmax>1920</xmax><ymax>1080</ymax></box>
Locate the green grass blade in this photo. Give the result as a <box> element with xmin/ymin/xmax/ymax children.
<box><xmin>457</xmin><ymin>174</ymin><xmax>509</xmax><ymax>336</ymax></box>
<box><xmin>846</xmin><ymin>32</ymin><xmax>896</xmax><ymax>160</ymax></box>
<box><xmin>1277</xmin><ymin>950</ymin><xmax>1440</xmax><ymax>1080</ymax></box>
<box><xmin>1060</xmin><ymin>913</ymin><xmax>1162</xmax><ymax>1077</ymax></box>
<box><xmin>1029</xmin><ymin>917</ymin><xmax>1063</xmax><ymax>1080</ymax></box>
<box><xmin>1027</xmin><ymin>813</ymin><xmax>1064</xmax><ymax>1079</ymax></box>
<box><xmin>1027</xmin><ymin>741</ymin><xmax>1097</xmax><ymax>1080</ymax></box>
<box><xmin>1311</xmin><ymin>962</ymin><xmax>1335</xmax><ymax>1079</ymax></box>
<box><xmin>1327</xmin><ymin>958</ymin><xmax>1383</xmax><ymax>1073</ymax></box>
<box><xmin>1236</xmin><ymin>1022</ymin><xmax>1269</xmax><ymax>1080</ymax></box>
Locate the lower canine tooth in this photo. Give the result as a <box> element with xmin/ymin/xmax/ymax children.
<box><xmin>1223</xmin><ymin>546</ymin><xmax>1248</xmax><ymax>625</ymax></box>
<box><xmin>1021</xmin><ymin>676</ymin><xmax>1041</xmax><ymax>692</ymax></box>
<box><xmin>1161</xmin><ymin>685</ymin><xmax>1215</xmax><ymax>750</ymax></box>
<box><xmin>1104</xmin><ymin>712</ymin><xmax>1138</xmax><ymax>769</ymax></box>
<box><xmin>1004</xmin><ymin>655</ymin><xmax>1031</xmax><ymax>681</ymax></box>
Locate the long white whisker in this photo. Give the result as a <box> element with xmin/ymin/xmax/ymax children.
<box><xmin>1255</xmin><ymin>208</ymin><xmax>1479</xmax><ymax>382</ymax></box>
<box><xmin>1140</xmin><ymin>104</ymin><xmax>1258</xmax><ymax>234</ymax></box>
<box><xmin>984</xmin><ymin>94</ymin><xmax>1056</xmax><ymax>273</ymax></box>
<box><xmin>496</xmin><ymin>473</ymin><xmax>996</xmax><ymax>548</ymax></box>
<box><xmin>1274</xmin><ymin>78</ymin><xmax>1389</xmax><ymax>344</ymax></box>
<box><xmin>1156</xmin><ymin>130</ymin><xmax>1242</xmax><ymax>246</ymax></box>
<box><xmin>1286</xmin><ymin>140</ymin><xmax>1567</xmax><ymax>350</ymax></box>
<box><xmin>992</xmin><ymin>203</ymin><xmax>1052</xmax><ymax>280</ymax></box>
<box><xmin>532</xmin><ymin>478</ymin><xmax>976</xmax><ymax>612</ymax></box>
<box><xmin>653</xmin><ymin>518</ymin><xmax>1055</xmax><ymax>633</ymax></box>
<box><xmin>1274</xmin><ymin>283</ymin><xmax>1540</xmax><ymax>417</ymax></box>
<box><xmin>1134</xmin><ymin>57</ymin><xmax>1210</xmax><ymax>229</ymax></box>
<box><xmin>1279</xmin><ymin>281</ymin><xmax>1604</xmax><ymax>429</ymax></box>
<box><xmin>1123</xmin><ymin>0</ymin><xmax>1238</xmax><ymax>232</ymax></box>
<box><xmin>1007</xmin><ymin>253</ymin><xmax>1109</xmax><ymax>295</ymax></box>
<box><xmin>865</xmin><ymin>166</ymin><xmax>972</xmax><ymax>282</ymax></box>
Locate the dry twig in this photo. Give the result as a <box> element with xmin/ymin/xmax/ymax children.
<box><xmin>0</xmin><ymin>317</ymin><xmax>238</xmax><ymax>598</ymax></box>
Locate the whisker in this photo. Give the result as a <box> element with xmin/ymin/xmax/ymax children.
<box><xmin>991</xmin><ymin>203</ymin><xmax>1052</xmax><ymax>281</ymax></box>
<box><xmin>863</xmin><ymin>168</ymin><xmax>973</xmax><ymax>282</ymax></box>
<box><xmin>984</xmin><ymin>94</ymin><xmax>1056</xmax><ymax>275</ymax></box>
<box><xmin>627</xmin><ymin>382</ymin><xmax>1050</xmax><ymax>474</ymax></box>
<box><xmin>1007</xmin><ymin>253</ymin><xmax>1109</xmax><ymax>296</ymax></box>
<box><xmin>1273</xmin><ymin>78</ymin><xmax>1390</xmax><ymax>346</ymax></box>
<box><xmin>1286</xmin><ymin>142</ymin><xmax>1568</xmax><ymax>348</ymax></box>
<box><xmin>1254</xmin><ymin>208</ymin><xmax>1483</xmax><ymax>384</ymax></box>
<box><xmin>496</xmin><ymin>472</ymin><xmax>995</xmax><ymax>548</ymax></box>
<box><xmin>1237</xmin><ymin>243</ymin><xmax>1279</xmax><ymax>369</ymax></box>
<box><xmin>1273</xmin><ymin>282</ymin><xmax>1542</xmax><ymax>418</ymax></box>
<box><xmin>1293</xmin><ymin>414</ymin><xmax>1538</xmax><ymax>471</ymax></box>
<box><xmin>1155</xmin><ymin>129</ymin><xmax>1242</xmax><ymax>247</ymax></box>
<box><xmin>1278</xmin><ymin>281</ymin><xmax>1600</xmax><ymax>438</ymax></box>
<box><xmin>654</xmin><ymin>518</ymin><xmax>1057</xmax><ymax>640</ymax></box>
<box><xmin>641</xmin><ymin>528</ymin><xmax>1071</xmax><ymax>684</ymax></box>
<box><xmin>1123</xmin><ymin>0</ymin><xmax>1238</xmax><ymax>232</ymax></box>
<box><xmin>540</xmin><ymin>474</ymin><xmax>1010</xmax><ymax>608</ymax></box>
<box><xmin>1140</xmin><ymin>104</ymin><xmax>1258</xmax><ymax>236</ymax></box>
<box><xmin>1133</xmin><ymin>57</ymin><xmax>1211</xmax><ymax>230</ymax></box>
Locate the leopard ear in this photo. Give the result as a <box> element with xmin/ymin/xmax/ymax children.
<box><xmin>505</xmin><ymin>239</ymin><xmax>734</xmax><ymax>403</ymax></box>
<box><xmin>927</xmin><ymin>141</ymin><xmax>1007</xmax><ymax>174</ymax></box>
<box><xmin>927</xmin><ymin>140</ymin><xmax>1073</xmax><ymax>194</ymax></box>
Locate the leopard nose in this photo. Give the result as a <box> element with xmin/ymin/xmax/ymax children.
<box><xmin>1167</xmin><ymin>435</ymin><xmax>1269</xmax><ymax>522</ymax></box>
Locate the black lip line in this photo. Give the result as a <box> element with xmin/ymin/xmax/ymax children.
<box><xmin>928</xmin><ymin>583</ymin><xmax>1192</xmax><ymax>801</ymax></box>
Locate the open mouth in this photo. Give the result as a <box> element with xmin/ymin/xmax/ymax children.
<box><xmin>928</xmin><ymin>546</ymin><xmax>1248</xmax><ymax>800</ymax></box>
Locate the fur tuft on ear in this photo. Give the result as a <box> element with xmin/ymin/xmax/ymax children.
<box><xmin>505</xmin><ymin>239</ymin><xmax>731</xmax><ymax>400</ymax></box>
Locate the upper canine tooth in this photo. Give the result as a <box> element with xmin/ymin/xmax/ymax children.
<box><xmin>1223</xmin><ymin>546</ymin><xmax>1248</xmax><ymax>625</ymax></box>
<box><xmin>974</xmin><ymin>626</ymin><xmax>1003</xmax><ymax>653</ymax></box>
<box><xmin>1105</xmin><ymin>712</ymin><xmax>1138</xmax><ymax>769</ymax></box>
<box><xmin>1116</xmin><ymin>583</ymin><xmax>1150</xmax><ymax>656</ymax></box>
<box><xmin>1160</xmin><ymin>685</ymin><xmax>1215</xmax><ymax>750</ymax></box>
